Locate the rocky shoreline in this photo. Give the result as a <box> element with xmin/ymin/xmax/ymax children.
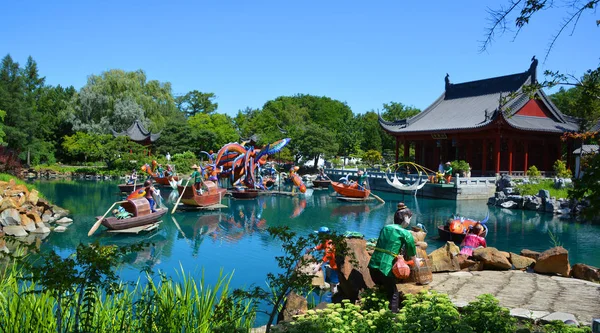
<box><xmin>0</xmin><ymin>179</ymin><xmax>71</xmax><ymax>253</ymax></box>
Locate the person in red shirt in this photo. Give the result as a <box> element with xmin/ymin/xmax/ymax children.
<box><xmin>307</xmin><ymin>227</ymin><xmax>339</xmax><ymax>294</ymax></box>
<box><xmin>459</xmin><ymin>223</ymin><xmax>487</xmax><ymax>257</ymax></box>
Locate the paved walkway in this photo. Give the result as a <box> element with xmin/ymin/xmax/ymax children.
<box><xmin>429</xmin><ymin>270</ymin><xmax>600</xmax><ymax>325</ymax></box>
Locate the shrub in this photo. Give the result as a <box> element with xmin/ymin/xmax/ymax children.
<box><xmin>398</xmin><ymin>291</ymin><xmax>470</xmax><ymax>333</ymax></box>
<box><xmin>462</xmin><ymin>294</ymin><xmax>516</xmax><ymax>333</ymax></box>
<box><xmin>450</xmin><ymin>160</ymin><xmax>471</xmax><ymax>175</ymax></box>
<box><xmin>553</xmin><ymin>160</ymin><xmax>573</xmax><ymax>178</ymax></box>
<box><xmin>542</xmin><ymin>320</ymin><xmax>592</xmax><ymax>333</ymax></box>
<box><xmin>526</xmin><ymin>165</ymin><xmax>541</xmax><ymax>178</ymax></box>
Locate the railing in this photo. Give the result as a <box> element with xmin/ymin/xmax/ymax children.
<box><xmin>324</xmin><ymin>169</ymin><xmax>496</xmax><ymax>188</ymax></box>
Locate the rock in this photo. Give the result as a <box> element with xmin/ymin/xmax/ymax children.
<box><xmin>0</xmin><ymin>198</ymin><xmax>18</xmax><ymax>211</ymax></box>
<box><xmin>458</xmin><ymin>255</ymin><xmax>478</xmax><ymax>270</ymax></box>
<box><xmin>20</xmin><ymin>215</ymin><xmax>36</xmax><ymax>232</ymax></box>
<box><xmin>396</xmin><ymin>282</ymin><xmax>429</xmax><ymax>296</ymax></box>
<box><xmin>472</xmin><ymin>247</ymin><xmax>512</xmax><ymax>270</ymax></box>
<box><xmin>495</xmin><ymin>191</ymin><xmax>507</xmax><ymax>201</ymax></box>
<box><xmin>28</xmin><ymin>190</ymin><xmax>39</xmax><ymax>205</ymax></box>
<box><xmin>524</xmin><ymin>196</ymin><xmax>542</xmax><ymax>211</ymax></box>
<box><xmin>497</xmin><ymin>174</ymin><xmax>512</xmax><ymax>191</ymax></box>
<box><xmin>12</xmin><ymin>184</ymin><xmax>29</xmax><ymax>195</ymax></box>
<box><xmin>415</xmin><ymin>241</ymin><xmax>428</xmax><ymax>250</ymax></box>
<box><xmin>337</xmin><ymin>238</ymin><xmax>375</xmax><ymax>301</ymax></box>
<box><xmin>26</xmin><ymin>212</ymin><xmax>41</xmax><ymax>223</ymax></box>
<box><xmin>503</xmin><ymin>187</ymin><xmax>514</xmax><ymax>195</ymax></box>
<box><xmin>278</xmin><ymin>291</ymin><xmax>307</xmax><ymax>323</ymax></box>
<box><xmin>3</xmin><ymin>225</ymin><xmax>28</xmax><ymax>237</ymax></box>
<box><xmin>557</xmin><ymin>208</ymin><xmax>571</xmax><ymax>215</ymax></box>
<box><xmin>544</xmin><ymin>199</ymin><xmax>560</xmax><ymax>213</ymax></box>
<box><xmin>538</xmin><ymin>189</ymin><xmax>550</xmax><ymax>199</ymax></box>
<box><xmin>42</xmin><ymin>210</ymin><xmax>54</xmax><ymax>223</ymax></box>
<box><xmin>52</xmin><ymin>207</ymin><xmax>69</xmax><ymax>219</ymax></box>
<box><xmin>570</xmin><ymin>263</ymin><xmax>600</xmax><ymax>283</ymax></box>
<box><xmin>510</xmin><ymin>252</ymin><xmax>536</xmax><ymax>270</ymax></box>
<box><xmin>0</xmin><ymin>208</ymin><xmax>22</xmax><ymax>226</ymax></box>
<box><xmin>53</xmin><ymin>226</ymin><xmax>67</xmax><ymax>232</ymax></box>
<box><xmin>541</xmin><ymin>312</ymin><xmax>578</xmax><ymax>325</ymax></box>
<box><xmin>500</xmin><ymin>200</ymin><xmax>517</xmax><ymax>209</ymax></box>
<box><xmin>520</xmin><ymin>249</ymin><xmax>541</xmax><ymax>261</ymax></box>
<box><xmin>534</xmin><ymin>246</ymin><xmax>570</xmax><ymax>276</ymax></box>
<box><xmin>499</xmin><ymin>251</ymin><xmax>510</xmax><ymax>259</ymax></box>
<box><xmin>31</xmin><ymin>226</ymin><xmax>51</xmax><ymax>234</ymax></box>
<box><xmin>56</xmin><ymin>217</ymin><xmax>73</xmax><ymax>224</ymax></box>
<box><xmin>428</xmin><ymin>241</ymin><xmax>460</xmax><ymax>272</ymax></box>
<box><xmin>410</xmin><ymin>230</ymin><xmax>426</xmax><ymax>243</ymax></box>
<box><xmin>508</xmin><ymin>194</ymin><xmax>523</xmax><ymax>202</ymax></box>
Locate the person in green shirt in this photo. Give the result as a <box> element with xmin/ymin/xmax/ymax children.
<box><xmin>190</xmin><ymin>165</ymin><xmax>203</xmax><ymax>195</ymax></box>
<box><xmin>157</xmin><ymin>164</ymin><xmax>165</xmax><ymax>177</ymax></box>
<box><xmin>368</xmin><ymin>211</ymin><xmax>417</xmax><ymax>313</ymax></box>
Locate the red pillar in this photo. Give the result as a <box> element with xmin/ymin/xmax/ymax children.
<box><xmin>524</xmin><ymin>140</ymin><xmax>529</xmax><ymax>173</ymax></box>
<box><xmin>481</xmin><ymin>139</ymin><xmax>487</xmax><ymax>176</ymax></box>
<box><xmin>495</xmin><ymin>134</ymin><xmax>501</xmax><ymax>175</ymax></box>
<box><xmin>508</xmin><ymin>138</ymin><xmax>513</xmax><ymax>175</ymax></box>
<box><xmin>395</xmin><ymin>137</ymin><xmax>399</xmax><ymax>163</ymax></box>
<box><xmin>403</xmin><ymin>140</ymin><xmax>409</xmax><ymax>162</ymax></box>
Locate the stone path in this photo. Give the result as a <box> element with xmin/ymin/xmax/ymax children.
<box><xmin>429</xmin><ymin>270</ymin><xmax>600</xmax><ymax>325</ymax></box>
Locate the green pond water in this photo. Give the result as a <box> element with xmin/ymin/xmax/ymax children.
<box><xmin>32</xmin><ymin>179</ymin><xmax>600</xmax><ymax>325</ymax></box>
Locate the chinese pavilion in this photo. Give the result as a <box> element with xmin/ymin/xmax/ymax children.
<box><xmin>379</xmin><ymin>58</ymin><xmax>578</xmax><ymax>176</ymax></box>
<box><xmin>111</xmin><ymin>119</ymin><xmax>160</xmax><ymax>146</ymax></box>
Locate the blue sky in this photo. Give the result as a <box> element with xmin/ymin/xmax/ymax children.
<box><xmin>1</xmin><ymin>0</ymin><xmax>598</xmax><ymax>115</ymax></box>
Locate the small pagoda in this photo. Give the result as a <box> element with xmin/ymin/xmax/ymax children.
<box><xmin>379</xmin><ymin>57</ymin><xmax>579</xmax><ymax>176</ymax></box>
<box><xmin>111</xmin><ymin>119</ymin><xmax>160</xmax><ymax>146</ymax></box>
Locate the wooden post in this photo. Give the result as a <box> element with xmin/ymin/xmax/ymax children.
<box><xmin>466</xmin><ymin>140</ymin><xmax>472</xmax><ymax>166</ymax></box>
<box><xmin>566</xmin><ymin>138</ymin><xmax>573</xmax><ymax>170</ymax></box>
<box><xmin>524</xmin><ymin>140</ymin><xmax>529</xmax><ymax>173</ymax></box>
<box><xmin>557</xmin><ymin>139</ymin><xmax>563</xmax><ymax>162</ymax></box>
<box><xmin>543</xmin><ymin>140</ymin><xmax>549</xmax><ymax>173</ymax></box>
<box><xmin>508</xmin><ymin>138</ymin><xmax>513</xmax><ymax>175</ymax></box>
<box><xmin>415</xmin><ymin>141</ymin><xmax>421</xmax><ymax>165</ymax></box>
<box><xmin>495</xmin><ymin>134</ymin><xmax>501</xmax><ymax>175</ymax></box>
<box><xmin>481</xmin><ymin>139</ymin><xmax>487</xmax><ymax>176</ymax></box>
<box><xmin>395</xmin><ymin>137</ymin><xmax>399</xmax><ymax>164</ymax></box>
<box><xmin>403</xmin><ymin>140</ymin><xmax>409</xmax><ymax>162</ymax></box>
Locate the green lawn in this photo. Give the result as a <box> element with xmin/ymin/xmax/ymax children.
<box><xmin>515</xmin><ymin>179</ymin><xmax>570</xmax><ymax>199</ymax></box>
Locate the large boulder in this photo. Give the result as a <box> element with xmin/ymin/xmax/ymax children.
<box><xmin>0</xmin><ymin>208</ymin><xmax>22</xmax><ymax>226</ymax></box>
<box><xmin>56</xmin><ymin>217</ymin><xmax>73</xmax><ymax>225</ymax></box>
<box><xmin>570</xmin><ymin>264</ymin><xmax>600</xmax><ymax>283</ymax></box>
<box><xmin>472</xmin><ymin>247</ymin><xmax>511</xmax><ymax>270</ymax></box>
<box><xmin>524</xmin><ymin>196</ymin><xmax>542</xmax><ymax>211</ymax></box>
<box><xmin>28</xmin><ymin>190</ymin><xmax>39</xmax><ymax>205</ymax></box>
<box><xmin>509</xmin><ymin>252</ymin><xmax>536</xmax><ymax>270</ymax></box>
<box><xmin>538</xmin><ymin>189</ymin><xmax>550</xmax><ymax>199</ymax></box>
<box><xmin>520</xmin><ymin>249</ymin><xmax>541</xmax><ymax>261</ymax></box>
<box><xmin>500</xmin><ymin>201</ymin><xmax>518</xmax><ymax>209</ymax></box>
<box><xmin>20</xmin><ymin>214</ymin><xmax>36</xmax><ymax>232</ymax></box>
<box><xmin>428</xmin><ymin>241</ymin><xmax>460</xmax><ymax>272</ymax></box>
<box><xmin>458</xmin><ymin>255</ymin><xmax>479</xmax><ymax>270</ymax></box>
<box><xmin>534</xmin><ymin>247</ymin><xmax>570</xmax><ymax>276</ymax></box>
<box><xmin>0</xmin><ymin>198</ymin><xmax>18</xmax><ymax>211</ymax></box>
<box><xmin>337</xmin><ymin>238</ymin><xmax>375</xmax><ymax>301</ymax></box>
<box><xmin>497</xmin><ymin>175</ymin><xmax>512</xmax><ymax>191</ymax></box>
<box><xmin>277</xmin><ymin>291</ymin><xmax>307</xmax><ymax>323</ymax></box>
<box><xmin>544</xmin><ymin>199</ymin><xmax>560</xmax><ymax>213</ymax></box>
<box><xmin>3</xmin><ymin>225</ymin><xmax>28</xmax><ymax>237</ymax></box>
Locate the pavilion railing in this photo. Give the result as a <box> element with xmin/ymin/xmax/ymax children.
<box><xmin>324</xmin><ymin>169</ymin><xmax>497</xmax><ymax>188</ymax></box>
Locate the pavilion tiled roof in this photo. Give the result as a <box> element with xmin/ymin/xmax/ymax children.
<box><xmin>379</xmin><ymin>59</ymin><xmax>579</xmax><ymax>134</ymax></box>
<box><xmin>111</xmin><ymin>119</ymin><xmax>160</xmax><ymax>143</ymax></box>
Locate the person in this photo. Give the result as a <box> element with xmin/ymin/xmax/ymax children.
<box><xmin>166</xmin><ymin>152</ymin><xmax>171</xmax><ymax>162</ymax></box>
<box><xmin>350</xmin><ymin>170</ymin><xmax>367</xmax><ymax>189</ymax></box>
<box><xmin>317</xmin><ymin>168</ymin><xmax>328</xmax><ymax>181</ymax></box>
<box><xmin>190</xmin><ymin>165</ymin><xmax>203</xmax><ymax>195</ymax></box>
<box><xmin>306</xmin><ymin>227</ymin><xmax>339</xmax><ymax>294</ymax></box>
<box><xmin>157</xmin><ymin>164</ymin><xmax>165</xmax><ymax>178</ymax></box>
<box><xmin>443</xmin><ymin>162</ymin><xmax>453</xmax><ymax>184</ymax></box>
<box><xmin>165</xmin><ymin>164</ymin><xmax>173</xmax><ymax>177</ymax></box>
<box><xmin>394</xmin><ymin>202</ymin><xmax>413</xmax><ymax>226</ymax></box>
<box><xmin>368</xmin><ymin>213</ymin><xmax>417</xmax><ymax>313</ymax></box>
<box><xmin>459</xmin><ymin>223</ymin><xmax>487</xmax><ymax>257</ymax></box>
<box><xmin>127</xmin><ymin>169</ymin><xmax>137</xmax><ymax>185</ymax></box>
<box><xmin>143</xmin><ymin>180</ymin><xmax>157</xmax><ymax>213</ymax></box>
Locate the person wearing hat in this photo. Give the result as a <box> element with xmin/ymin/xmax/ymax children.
<box><xmin>306</xmin><ymin>227</ymin><xmax>339</xmax><ymax>294</ymax></box>
<box><xmin>443</xmin><ymin>161</ymin><xmax>453</xmax><ymax>184</ymax></box>
<box><xmin>143</xmin><ymin>180</ymin><xmax>158</xmax><ymax>213</ymax></box>
<box><xmin>190</xmin><ymin>165</ymin><xmax>203</xmax><ymax>195</ymax></box>
<box><xmin>368</xmin><ymin>207</ymin><xmax>417</xmax><ymax>313</ymax></box>
<box><xmin>394</xmin><ymin>202</ymin><xmax>413</xmax><ymax>226</ymax></box>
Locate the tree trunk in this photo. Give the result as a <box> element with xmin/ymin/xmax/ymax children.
<box><xmin>313</xmin><ymin>154</ymin><xmax>320</xmax><ymax>168</ymax></box>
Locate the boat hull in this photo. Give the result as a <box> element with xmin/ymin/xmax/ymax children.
<box><xmin>153</xmin><ymin>176</ymin><xmax>179</xmax><ymax>186</ymax></box>
<box><xmin>437</xmin><ymin>224</ymin><xmax>489</xmax><ymax>243</ymax></box>
<box><xmin>100</xmin><ymin>208</ymin><xmax>167</xmax><ymax>230</ymax></box>
<box><xmin>331</xmin><ymin>181</ymin><xmax>370</xmax><ymax>198</ymax></box>
<box><xmin>312</xmin><ymin>180</ymin><xmax>331</xmax><ymax>188</ymax></box>
<box><xmin>177</xmin><ymin>182</ymin><xmax>226</xmax><ymax>207</ymax></box>
<box><xmin>232</xmin><ymin>189</ymin><xmax>259</xmax><ymax>199</ymax></box>
<box><xmin>118</xmin><ymin>184</ymin><xmax>137</xmax><ymax>193</ymax></box>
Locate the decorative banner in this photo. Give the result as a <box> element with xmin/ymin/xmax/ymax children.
<box><xmin>431</xmin><ymin>133</ymin><xmax>447</xmax><ymax>139</ymax></box>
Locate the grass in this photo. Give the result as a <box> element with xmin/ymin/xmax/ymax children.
<box><xmin>515</xmin><ymin>179</ymin><xmax>570</xmax><ymax>199</ymax></box>
<box><xmin>0</xmin><ymin>173</ymin><xmax>40</xmax><ymax>194</ymax></box>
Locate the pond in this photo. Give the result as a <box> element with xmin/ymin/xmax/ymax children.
<box><xmin>32</xmin><ymin>179</ymin><xmax>600</xmax><ymax>326</ymax></box>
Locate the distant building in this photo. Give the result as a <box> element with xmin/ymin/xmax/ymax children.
<box><xmin>379</xmin><ymin>57</ymin><xmax>579</xmax><ymax>176</ymax></box>
<box><xmin>111</xmin><ymin>119</ymin><xmax>160</xmax><ymax>146</ymax></box>
<box><xmin>573</xmin><ymin>145</ymin><xmax>599</xmax><ymax>178</ymax></box>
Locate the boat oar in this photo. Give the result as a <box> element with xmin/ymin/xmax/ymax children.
<box><xmin>171</xmin><ymin>178</ymin><xmax>191</xmax><ymax>214</ymax></box>
<box><xmin>88</xmin><ymin>200</ymin><xmax>127</xmax><ymax>236</ymax></box>
<box><xmin>370</xmin><ymin>192</ymin><xmax>385</xmax><ymax>204</ymax></box>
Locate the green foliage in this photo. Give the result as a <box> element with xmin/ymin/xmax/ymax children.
<box><xmin>176</xmin><ymin>90</ymin><xmax>218</xmax><ymax>116</ymax></box>
<box><xmin>515</xmin><ymin>179</ymin><xmax>569</xmax><ymax>199</ymax></box>
<box><xmin>553</xmin><ymin>160</ymin><xmax>572</xmax><ymax>178</ymax></box>
<box><xmin>153</xmin><ymin>119</ymin><xmax>217</xmax><ymax>156</ymax></box>
<box><xmin>0</xmin><ymin>109</ymin><xmax>5</xmax><ymax>143</ymax></box>
<box><xmin>398</xmin><ymin>291</ymin><xmax>470</xmax><ymax>333</ymax></box>
<box><xmin>451</xmin><ymin>160</ymin><xmax>471</xmax><ymax>175</ymax></box>
<box><xmin>570</xmin><ymin>151</ymin><xmax>600</xmax><ymax>221</ymax></box>
<box><xmin>362</xmin><ymin>150</ymin><xmax>382</xmax><ymax>167</ymax></box>
<box><xmin>188</xmin><ymin>113</ymin><xmax>238</xmax><ymax>149</ymax></box>
<box><xmin>526</xmin><ymin>165</ymin><xmax>541</xmax><ymax>178</ymax></box>
<box><xmin>0</xmin><ymin>173</ymin><xmax>42</xmax><ymax>195</ymax></box>
<box><xmin>542</xmin><ymin>321</ymin><xmax>592</xmax><ymax>333</ymax></box>
<box><xmin>462</xmin><ymin>294</ymin><xmax>516</xmax><ymax>333</ymax></box>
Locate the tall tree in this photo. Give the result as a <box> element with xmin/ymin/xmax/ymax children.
<box><xmin>176</xmin><ymin>90</ymin><xmax>218</xmax><ymax>116</ymax></box>
<box><xmin>381</xmin><ymin>101</ymin><xmax>420</xmax><ymax>122</ymax></box>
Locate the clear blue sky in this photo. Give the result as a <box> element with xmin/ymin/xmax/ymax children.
<box><xmin>2</xmin><ymin>0</ymin><xmax>598</xmax><ymax>115</ymax></box>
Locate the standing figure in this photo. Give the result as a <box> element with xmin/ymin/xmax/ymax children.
<box><xmin>190</xmin><ymin>165</ymin><xmax>204</xmax><ymax>195</ymax></box>
<box><xmin>459</xmin><ymin>223</ymin><xmax>487</xmax><ymax>257</ymax></box>
<box><xmin>443</xmin><ymin>162</ymin><xmax>453</xmax><ymax>184</ymax></box>
<box><xmin>306</xmin><ymin>227</ymin><xmax>339</xmax><ymax>294</ymax></box>
<box><xmin>143</xmin><ymin>180</ymin><xmax>157</xmax><ymax>213</ymax></box>
<box><xmin>394</xmin><ymin>202</ymin><xmax>413</xmax><ymax>226</ymax></box>
<box><xmin>127</xmin><ymin>169</ymin><xmax>137</xmax><ymax>185</ymax></box>
<box><xmin>157</xmin><ymin>164</ymin><xmax>165</xmax><ymax>178</ymax></box>
<box><xmin>350</xmin><ymin>170</ymin><xmax>367</xmax><ymax>189</ymax></box>
<box><xmin>368</xmin><ymin>212</ymin><xmax>417</xmax><ymax>313</ymax></box>
<box><xmin>166</xmin><ymin>152</ymin><xmax>171</xmax><ymax>162</ymax></box>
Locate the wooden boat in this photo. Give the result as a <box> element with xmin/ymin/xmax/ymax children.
<box><xmin>231</xmin><ymin>188</ymin><xmax>259</xmax><ymax>199</ymax></box>
<box><xmin>437</xmin><ymin>213</ymin><xmax>489</xmax><ymax>243</ymax></box>
<box><xmin>312</xmin><ymin>179</ymin><xmax>331</xmax><ymax>188</ymax></box>
<box><xmin>153</xmin><ymin>175</ymin><xmax>179</xmax><ymax>186</ymax></box>
<box><xmin>117</xmin><ymin>183</ymin><xmax>137</xmax><ymax>193</ymax></box>
<box><xmin>97</xmin><ymin>198</ymin><xmax>167</xmax><ymax>231</ymax></box>
<box><xmin>177</xmin><ymin>180</ymin><xmax>227</xmax><ymax>207</ymax></box>
<box><xmin>331</xmin><ymin>181</ymin><xmax>370</xmax><ymax>199</ymax></box>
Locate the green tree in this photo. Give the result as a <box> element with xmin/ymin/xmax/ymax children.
<box><xmin>176</xmin><ymin>90</ymin><xmax>218</xmax><ymax>116</ymax></box>
<box><xmin>362</xmin><ymin>149</ymin><xmax>383</xmax><ymax>167</ymax></box>
<box><xmin>0</xmin><ymin>109</ymin><xmax>5</xmax><ymax>143</ymax></box>
<box><xmin>295</xmin><ymin>123</ymin><xmax>339</xmax><ymax>167</ymax></box>
<box><xmin>188</xmin><ymin>113</ymin><xmax>238</xmax><ymax>149</ymax></box>
<box><xmin>381</xmin><ymin>101</ymin><xmax>420</xmax><ymax>122</ymax></box>
<box><xmin>154</xmin><ymin>118</ymin><xmax>218</xmax><ymax>156</ymax></box>
<box><xmin>550</xmin><ymin>87</ymin><xmax>581</xmax><ymax>117</ymax></box>
<box><xmin>358</xmin><ymin>111</ymin><xmax>382</xmax><ymax>152</ymax></box>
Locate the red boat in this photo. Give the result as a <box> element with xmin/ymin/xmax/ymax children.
<box><xmin>312</xmin><ymin>179</ymin><xmax>331</xmax><ymax>188</ymax></box>
<box><xmin>231</xmin><ymin>188</ymin><xmax>259</xmax><ymax>199</ymax></box>
<box><xmin>117</xmin><ymin>183</ymin><xmax>137</xmax><ymax>193</ymax></box>
<box><xmin>331</xmin><ymin>181</ymin><xmax>370</xmax><ymax>199</ymax></box>
<box><xmin>97</xmin><ymin>198</ymin><xmax>167</xmax><ymax>231</ymax></box>
<box><xmin>437</xmin><ymin>213</ymin><xmax>490</xmax><ymax>243</ymax></box>
<box><xmin>153</xmin><ymin>175</ymin><xmax>179</xmax><ymax>186</ymax></box>
<box><xmin>177</xmin><ymin>181</ymin><xmax>226</xmax><ymax>207</ymax></box>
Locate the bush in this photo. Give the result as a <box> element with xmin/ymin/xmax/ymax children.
<box><xmin>526</xmin><ymin>165</ymin><xmax>541</xmax><ymax>178</ymax></box>
<box><xmin>542</xmin><ymin>320</ymin><xmax>592</xmax><ymax>333</ymax></box>
<box><xmin>462</xmin><ymin>294</ymin><xmax>516</xmax><ymax>333</ymax></box>
<box><xmin>515</xmin><ymin>179</ymin><xmax>569</xmax><ymax>199</ymax></box>
<box><xmin>553</xmin><ymin>160</ymin><xmax>573</xmax><ymax>178</ymax></box>
<box><xmin>450</xmin><ymin>160</ymin><xmax>471</xmax><ymax>175</ymax></box>
<box><xmin>398</xmin><ymin>291</ymin><xmax>470</xmax><ymax>333</ymax></box>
